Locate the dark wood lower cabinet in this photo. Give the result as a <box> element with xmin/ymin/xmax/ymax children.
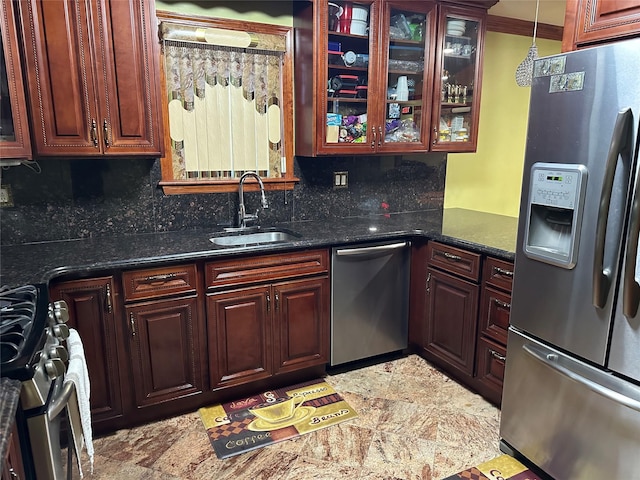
<box><xmin>207</xmin><ymin>285</ymin><xmax>272</xmax><ymax>388</ymax></box>
<box><xmin>49</xmin><ymin>277</ymin><xmax>124</xmax><ymax>429</ymax></box>
<box><xmin>207</xmin><ymin>277</ymin><xmax>330</xmax><ymax>388</ymax></box>
<box><xmin>2</xmin><ymin>423</ymin><xmax>26</xmax><ymax>480</ymax></box>
<box><xmin>423</xmin><ymin>267</ymin><xmax>479</xmax><ymax>379</ymax></box>
<box><xmin>273</xmin><ymin>277</ymin><xmax>329</xmax><ymax>375</ymax></box>
<box><xmin>49</xmin><ymin>250</ymin><xmax>330</xmax><ymax>434</ymax></box>
<box><xmin>411</xmin><ymin>241</ymin><xmax>513</xmax><ymax>406</ymax></box>
<box><xmin>126</xmin><ymin>296</ymin><xmax>205</xmax><ymax>409</ymax></box>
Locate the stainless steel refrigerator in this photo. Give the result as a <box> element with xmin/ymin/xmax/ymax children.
<box><xmin>500</xmin><ymin>38</ymin><xmax>640</xmax><ymax>479</ymax></box>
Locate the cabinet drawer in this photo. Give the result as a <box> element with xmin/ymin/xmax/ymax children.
<box><xmin>122</xmin><ymin>264</ymin><xmax>198</xmax><ymax>301</ymax></box>
<box><xmin>476</xmin><ymin>336</ymin><xmax>506</xmax><ymax>406</ymax></box>
<box><xmin>483</xmin><ymin>257</ymin><xmax>514</xmax><ymax>292</ymax></box>
<box><xmin>206</xmin><ymin>249</ymin><xmax>329</xmax><ymax>289</ymax></box>
<box><xmin>427</xmin><ymin>241</ymin><xmax>481</xmax><ymax>282</ymax></box>
<box><xmin>479</xmin><ymin>286</ymin><xmax>511</xmax><ymax>345</ymax></box>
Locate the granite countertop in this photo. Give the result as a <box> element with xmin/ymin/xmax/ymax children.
<box><xmin>0</xmin><ymin>378</ymin><xmax>21</xmax><ymax>464</ymax></box>
<box><xmin>0</xmin><ymin>208</ymin><xmax>518</xmax><ymax>287</ymax></box>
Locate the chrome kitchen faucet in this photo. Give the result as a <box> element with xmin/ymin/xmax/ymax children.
<box><xmin>235</xmin><ymin>172</ymin><xmax>268</xmax><ymax>230</ymax></box>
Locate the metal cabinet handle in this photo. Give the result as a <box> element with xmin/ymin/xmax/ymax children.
<box><xmin>266</xmin><ymin>293</ymin><xmax>271</xmax><ymax>313</ymax></box>
<box><xmin>142</xmin><ymin>273</ymin><xmax>177</xmax><ymax>284</ymax></box>
<box><xmin>275</xmin><ymin>292</ymin><xmax>279</xmax><ymax>311</ymax></box>
<box><xmin>377</xmin><ymin>125</ymin><xmax>382</xmax><ymax>147</ymax></box>
<box><xmin>103</xmin><ymin>119</ymin><xmax>110</xmax><ymax>147</ymax></box>
<box><xmin>493</xmin><ymin>298</ymin><xmax>511</xmax><ymax>309</ymax></box>
<box><xmin>426</xmin><ymin>272</ymin><xmax>431</xmax><ymax>293</ymax></box>
<box><xmin>493</xmin><ymin>266</ymin><xmax>513</xmax><ymax>278</ymax></box>
<box><xmin>129</xmin><ymin>313</ymin><xmax>136</xmax><ymax>336</ymax></box>
<box><xmin>489</xmin><ymin>349</ymin><xmax>506</xmax><ymax>362</ymax></box>
<box><xmin>371</xmin><ymin>128</ymin><xmax>376</xmax><ymax>149</ymax></box>
<box><xmin>105</xmin><ymin>283</ymin><xmax>112</xmax><ymax>314</ymax></box>
<box><xmin>438</xmin><ymin>251</ymin><xmax>462</xmax><ymax>261</ymax></box>
<box><xmin>432</xmin><ymin>127</ymin><xmax>438</xmax><ymax>145</ymax></box>
<box><xmin>90</xmin><ymin>119</ymin><xmax>98</xmax><ymax>146</ymax></box>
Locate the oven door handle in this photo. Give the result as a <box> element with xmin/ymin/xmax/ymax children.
<box><xmin>48</xmin><ymin>380</ymin><xmax>75</xmax><ymax>420</ymax></box>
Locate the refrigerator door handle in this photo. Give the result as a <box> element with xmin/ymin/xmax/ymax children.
<box><xmin>593</xmin><ymin>108</ymin><xmax>633</xmax><ymax>309</ymax></box>
<box><xmin>623</xmin><ymin>167</ymin><xmax>640</xmax><ymax>317</ymax></box>
<box><xmin>523</xmin><ymin>342</ymin><xmax>640</xmax><ymax>413</ymax></box>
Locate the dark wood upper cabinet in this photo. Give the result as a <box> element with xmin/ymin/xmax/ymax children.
<box><xmin>18</xmin><ymin>0</ymin><xmax>163</xmax><ymax>157</ymax></box>
<box><xmin>0</xmin><ymin>0</ymin><xmax>31</xmax><ymax>160</ymax></box>
<box><xmin>293</xmin><ymin>0</ymin><xmax>493</xmax><ymax>156</ymax></box>
<box><xmin>562</xmin><ymin>0</ymin><xmax>640</xmax><ymax>51</ymax></box>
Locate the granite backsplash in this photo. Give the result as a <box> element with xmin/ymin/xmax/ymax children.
<box><xmin>0</xmin><ymin>153</ymin><xmax>446</xmax><ymax>246</ymax></box>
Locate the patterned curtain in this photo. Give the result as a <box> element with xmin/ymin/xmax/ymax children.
<box><xmin>163</xmin><ymin>38</ymin><xmax>284</xmax><ymax>180</ymax></box>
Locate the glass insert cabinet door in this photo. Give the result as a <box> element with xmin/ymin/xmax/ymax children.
<box><xmin>325</xmin><ymin>1</ymin><xmax>373</xmax><ymax>150</ymax></box>
<box><xmin>322</xmin><ymin>1</ymin><xmax>435</xmax><ymax>153</ymax></box>
<box><xmin>380</xmin><ymin>3</ymin><xmax>434</xmax><ymax>151</ymax></box>
<box><xmin>432</xmin><ymin>8</ymin><xmax>485</xmax><ymax>152</ymax></box>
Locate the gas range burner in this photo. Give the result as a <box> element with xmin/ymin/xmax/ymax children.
<box><xmin>0</xmin><ymin>284</ymin><xmax>50</xmax><ymax>381</ymax></box>
<box><xmin>1</xmin><ymin>285</ymin><xmax>37</xmax><ymax>363</ymax></box>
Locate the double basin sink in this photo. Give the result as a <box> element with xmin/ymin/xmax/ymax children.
<box><xmin>209</xmin><ymin>227</ymin><xmax>301</xmax><ymax>248</ymax></box>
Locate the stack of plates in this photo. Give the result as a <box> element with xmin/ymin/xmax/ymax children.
<box><xmin>446</xmin><ymin>19</ymin><xmax>465</xmax><ymax>36</ymax></box>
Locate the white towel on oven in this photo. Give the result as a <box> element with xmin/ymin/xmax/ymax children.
<box><xmin>66</xmin><ymin>328</ymin><xmax>94</xmax><ymax>477</ymax></box>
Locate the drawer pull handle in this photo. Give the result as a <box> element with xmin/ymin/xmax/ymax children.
<box><xmin>441</xmin><ymin>251</ymin><xmax>462</xmax><ymax>261</ymax></box>
<box><xmin>142</xmin><ymin>273</ymin><xmax>177</xmax><ymax>284</ymax></box>
<box><xmin>493</xmin><ymin>298</ymin><xmax>511</xmax><ymax>309</ymax></box>
<box><xmin>129</xmin><ymin>313</ymin><xmax>136</xmax><ymax>337</ymax></box>
<box><xmin>489</xmin><ymin>349</ymin><xmax>506</xmax><ymax>362</ymax></box>
<box><xmin>493</xmin><ymin>266</ymin><xmax>514</xmax><ymax>277</ymax></box>
<box><xmin>105</xmin><ymin>283</ymin><xmax>112</xmax><ymax>314</ymax></box>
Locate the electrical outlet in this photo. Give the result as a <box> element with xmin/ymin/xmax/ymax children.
<box><xmin>0</xmin><ymin>185</ymin><xmax>14</xmax><ymax>207</ymax></box>
<box><xmin>333</xmin><ymin>171</ymin><xmax>348</xmax><ymax>189</ymax></box>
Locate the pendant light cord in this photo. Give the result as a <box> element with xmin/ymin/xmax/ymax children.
<box><xmin>532</xmin><ymin>0</ymin><xmax>540</xmax><ymax>45</ymax></box>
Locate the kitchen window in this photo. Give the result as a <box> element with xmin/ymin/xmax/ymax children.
<box><xmin>156</xmin><ymin>11</ymin><xmax>297</xmax><ymax>194</ymax></box>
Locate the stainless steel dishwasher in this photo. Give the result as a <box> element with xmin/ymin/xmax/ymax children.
<box><xmin>331</xmin><ymin>241</ymin><xmax>410</xmax><ymax>366</ymax></box>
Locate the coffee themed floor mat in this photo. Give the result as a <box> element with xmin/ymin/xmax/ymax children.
<box><xmin>442</xmin><ymin>454</ymin><xmax>546</xmax><ymax>480</ymax></box>
<box><xmin>199</xmin><ymin>378</ymin><xmax>358</xmax><ymax>459</ymax></box>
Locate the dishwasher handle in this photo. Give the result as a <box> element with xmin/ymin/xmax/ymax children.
<box><xmin>335</xmin><ymin>241</ymin><xmax>409</xmax><ymax>257</ymax></box>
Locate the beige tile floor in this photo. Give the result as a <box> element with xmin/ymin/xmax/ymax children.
<box><xmin>66</xmin><ymin>354</ymin><xmax>502</xmax><ymax>480</ymax></box>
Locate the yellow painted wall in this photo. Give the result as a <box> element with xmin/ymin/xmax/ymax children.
<box><xmin>155</xmin><ymin>1</ymin><xmax>292</xmax><ymax>25</ymax></box>
<box><xmin>443</xmin><ymin>32</ymin><xmax>561</xmax><ymax>218</ymax></box>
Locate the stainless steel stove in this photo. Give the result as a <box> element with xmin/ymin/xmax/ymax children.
<box><xmin>1</xmin><ymin>284</ymin><xmax>72</xmax><ymax>480</ymax></box>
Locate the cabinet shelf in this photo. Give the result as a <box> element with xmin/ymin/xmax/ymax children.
<box><xmin>328</xmin><ymin>31</ymin><xmax>369</xmax><ymax>40</ymax></box>
<box><xmin>327</xmin><ymin>97</ymin><xmax>367</xmax><ymax>103</ymax></box>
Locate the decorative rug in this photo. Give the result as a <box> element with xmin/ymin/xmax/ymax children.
<box><xmin>442</xmin><ymin>454</ymin><xmax>545</xmax><ymax>480</ymax></box>
<box><xmin>199</xmin><ymin>378</ymin><xmax>358</xmax><ymax>459</ymax></box>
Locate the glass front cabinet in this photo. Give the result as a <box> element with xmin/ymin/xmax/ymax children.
<box><xmin>431</xmin><ymin>5</ymin><xmax>486</xmax><ymax>152</ymax></box>
<box><xmin>293</xmin><ymin>0</ymin><xmax>490</xmax><ymax>156</ymax></box>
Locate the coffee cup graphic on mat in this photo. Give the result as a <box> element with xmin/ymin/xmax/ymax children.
<box><xmin>249</xmin><ymin>396</ymin><xmax>304</xmax><ymax>423</ymax></box>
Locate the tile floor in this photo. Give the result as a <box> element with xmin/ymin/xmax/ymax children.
<box><xmin>67</xmin><ymin>354</ymin><xmax>502</xmax><ymax>480</ymax></box>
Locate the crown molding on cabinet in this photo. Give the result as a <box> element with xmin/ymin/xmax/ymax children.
<box><xmin>487</xmin><ymin>15</ymin><xmax>563</xmax><ymax>41</ymax></box>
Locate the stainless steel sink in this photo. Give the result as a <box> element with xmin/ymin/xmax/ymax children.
<box><xmin>209</xmin><ymin>229</ymin><xmax>300</xmax><ymax>247</ymax></box>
